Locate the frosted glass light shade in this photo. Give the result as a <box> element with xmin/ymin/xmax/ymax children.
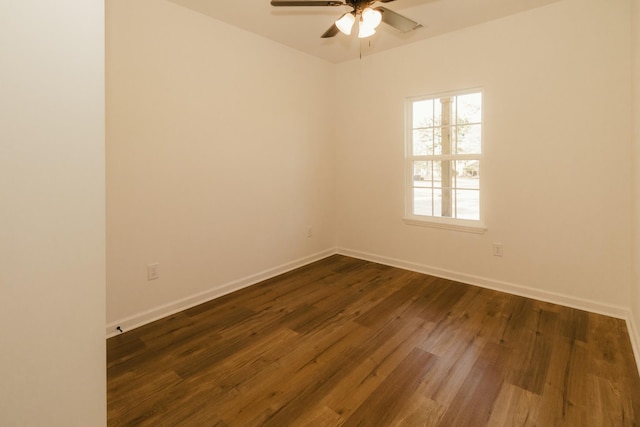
<box><xmin>361</xmin><ymin>8</ymin><xmax>382</xmax><ymax>29</ymax></box>
<box><xmin>335</xmin><ymin>13</ymin><xmax>355</xmax><ymax>35</ymax></box>
<box><xmin>358</xmin><ymin>19</ymin><xmax>376</xmax><ymax>38</ymax></box>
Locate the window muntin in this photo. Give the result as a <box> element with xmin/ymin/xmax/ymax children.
<box><xmin>405</xmin><ymin>90</ymin><xmax>483</xmax><ymax>227</ymax></box>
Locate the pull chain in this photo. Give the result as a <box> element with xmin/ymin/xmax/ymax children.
<box><xmin>359</xmin><ymin>39</ymin><xmax>372</xmax><ymax>60</ymax></box>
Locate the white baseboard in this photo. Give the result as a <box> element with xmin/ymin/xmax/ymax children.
<box><xmin>336</xmin><ymin>247</ymin><xmax>640</xmax><ymax>374</ymax></box>
<box><xmin>337</xmin><ymin>247</ymin><xmax>629</xmax><ymax>318</ymax></box>
<box><xmin>105</xmin><ymin>246</ymin><xmax>640</xmax><ymax>375</ymax></box>
<box><xmin>106</xmin><ymin>249</ymin><xmax>336</xmax><ymax>338</ymax></box>
<box><xmin>626</xmin><ymin>313</ymin><xmax>640</xmax><ymax>376</ymax></box>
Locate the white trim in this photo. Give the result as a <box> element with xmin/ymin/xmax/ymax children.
<box><xmin>626</xmin><ymin>313</ymin><xmax>640</xmax><ymax>376</ymax></box>
<box><xmin>105</xmin><ymin>246</ymin><xmax>640</xmax><ymax>375</ymax></box>
<box><xmin>339</xmin><ymin>247</ymin><xmax>640</xmax><ymax>373</ymax></box>
<box><xmin>403</xmin><ymin>217</ymin><xmax>487</xmax><ymax>234</ymax></box>
<box><xmin>411</xmin><ymin>154</ymin><xmax>482</xmax><ymax>161</ymax></box>
<box><xmin>406</xmin><ymin>87</ymin><xmax>485</xmax><ymax>105</ymax></box>
<box><xmin>404</xmin><ymin>89</ymin><xmax>484</xmax><ymax>227</ymax></box>
<box><xmin>336</xmin><ymin>247</ymin><xmax>629</xmax><ymax>319</ymax></box>
<box><xmin>337</xmin><ymin>248</ymin><xmax>640</xmax><ymax>373</ymax></box>
<box><xmin>106</xmin><ymin>249</ymin><xmax>336</xmax><ymax>338</ymax></box>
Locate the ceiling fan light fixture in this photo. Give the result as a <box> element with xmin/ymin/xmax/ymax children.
<box><xmin>358</xmin><ymin>17</ymin><xmax>376</xmax><ymax>38</ymax></box>
<box><xmin>271</xmin><ymin>1</ymin><xmax>423</xmax><ymax>41</ymax></box>
<box><xmin>358</xmin><ymin>24</ymin><xmax>376</xmax><ymax>38</ymax></box>
<box><xmin>361</xmin><ymin>7</ymin><xmax>382</xmax><ymax>29</ymax></box>
<box><xmin>335</xmin><ymin>12</ymin><xmax>355</xmax><ymax>35</ymax></box>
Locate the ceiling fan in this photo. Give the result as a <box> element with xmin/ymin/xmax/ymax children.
<box><xmin>270</xmin><ymin>0</ymin><xmax>422</xmax><ymax>39</ymax></box>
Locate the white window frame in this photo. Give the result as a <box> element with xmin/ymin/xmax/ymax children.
<box><xmin>403</xmin><ymin>89</ymin><xmax>487</xmax><ymax>233</ymax></box>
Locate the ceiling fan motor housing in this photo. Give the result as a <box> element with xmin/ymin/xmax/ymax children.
<box><xmin>346</xmin><ymin>0</ymin><xmax>378</xmax><ymax>13</ymax></box>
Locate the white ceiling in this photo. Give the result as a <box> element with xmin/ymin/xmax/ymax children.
<box><xmin>167</xmin><ymin>0</ymin><xmax>561</xmax><ymax>63</ymax></box>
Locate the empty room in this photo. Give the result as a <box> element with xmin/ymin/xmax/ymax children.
<box><xmin>2</xmin><ymin>0</ymin><xmax>640</xmax><ymax>425</ymax></box>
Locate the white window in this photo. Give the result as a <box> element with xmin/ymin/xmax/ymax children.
<box><xmin>404</xmin><ymin>90</ymin><xmax>485</xmax><ymax>232</ymax></box>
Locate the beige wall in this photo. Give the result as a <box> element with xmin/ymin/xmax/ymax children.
<box><xmin>106</xmin><ymin>0</ymin><xmax>336</xmax><ymax>329</ymax></box>
<box><xmin>335</xmin><ymin>0</ymin><xmax>633</xmax><ymax>312</ymax></box>
<box><xmin>632</xmin><ymin>0</ymin><xmax>640</xmax><ymax>340</ymax></box>
<box><xmin>0</xmin><ymin>0</ymin><xmax>634</xmax><ymax>421</ymax></box>
<box><xmin>107</xmin><ymin>0</ymin><xmax>639</xmax><ymax>358</ymax></box>
<box><xmin>0</xmin><ymin>1</ymin><xmax>106</xmax><ymax>425</ymax></box>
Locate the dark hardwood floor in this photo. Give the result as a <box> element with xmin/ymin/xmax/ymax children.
<box><xmin>108</xmin><ymin>255</ymin><xmax>640</xmax><ymax>426</ymax></box>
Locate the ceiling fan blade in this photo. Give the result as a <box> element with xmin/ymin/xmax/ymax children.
<box><xmin>271</xmin><ymin>1</ymin><xmax>344</xmax><ymax>6</ymax></box>
<box><xmin>321</xmin><ymin>23</ymin><xmax>340</xmax><ymax>38</ymax></box>
<box><xmin>377</xmin><ymin>6</ymin><xmax>422</xmax><ymax>32</ymax></box>
<box><xmin>378</xmin><ymin>0</ymin><xmax>396</xmax><ymax>2</ymax></box>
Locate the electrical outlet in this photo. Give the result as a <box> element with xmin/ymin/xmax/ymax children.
<box><xmin>147</xmin><ymin>263</ymin><xmax>159</xmax><ymax>280</ymax></box>
<box><xmin>492</xmin><ymin>243</ymin><xmax>503</xmax><ymax>257</ymax></box>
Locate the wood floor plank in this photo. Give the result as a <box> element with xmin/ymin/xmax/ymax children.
<box><xmin>559</xmin><ymin>306</ymin><xmax>589</xmax><ymax>343</ymax></box>
<box><xmin>508</xmin><ymin>308</ymin><xmax>557</xmax><ymax>395</ymax></box>
<box><xmin>107</xmin><ymin>369</ymin><xmax>183</xmax><ymax>426</ymax></box>
<box><xmin>437</xmin><ymin>341</ymin><xmax>510</xmax><ymax>426</ymax></box>
<box><xmin>141</xmin><ymin>328</ymin><xmax>302</xmax><ymax>426</ymax></box>
<box><xmin>389</xmin><ymin>394</ymin><xmax>446</xmax><ymax>427</ymax></box>
<box><xmin>321</xmin><ymin>317</ymin><xmax>436</xmax><ymax>420</ymax></box>
<box><xmin>353</xmin><ymin>272</ymin><xmax>430</xmax><ymax>328</ymax></box>
<box><xmin>214</xmin><ymin>321</ymin><xmax>366</xmax><ymax>425</ymax></box>
<box><xmin>419</xmin><ymin>339</ymin><xmax>484</xmax><ymax>409</ymax></box>
<box><xmin>486</xmin><ymin>383</ymin><xmax>541</xmax><ymax>427</ymax></box>
<box><xmin>341</xmin><ymin>347</ymin><xmax>436</xmax><ymax>427</ymax></box>
<box><xmin>417</xmin><ymin>278</ymin><xmax>470</xmax><ymax>322</ymax></box>
<box><xmin>294</xmin><ymin>405</ymin><xmax>343</xmax><ymax>427</ymax></box>
<box><xmin>107</xmin><ymin>255</ymin><xmax>640</xmax><ymax>426</ymax></box>
<box><xmin>256</xmin><ymin>316</ymin><xmax>431</xmax><ymax>426</ymax></box>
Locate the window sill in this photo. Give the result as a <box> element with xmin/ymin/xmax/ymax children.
<box><xmin>403</xmin><ymin>217</ymin><xmax>487</xmax><ymax>234</ymax></box>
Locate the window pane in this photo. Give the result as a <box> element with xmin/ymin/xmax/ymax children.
<box><xmin>435</xmin><ymin>160</ymin><xmax>454</xmax><ymax>191</ymax></box>
<box><xmin>432</xmin><ymin>188</ymin><xmax>443</xmax><ymax>217</ymax></box>
<box><xmin>456</xmin><ymin>92</ymin><xmax>482</xmax><ymax>124</ymax></box>
<box><xmin>413</xmin><ymin>161</ymin><xmax>431</xmax><ymax>184</ymax></box>
<box><xmin>413</xmin><ymin>129</ymin><xmax>433</xmax><ymax>156</ymax></box>
<box><xmin>413</xmin><ymin>100</ymin><xmax>434</xmax><ymax>128</ymax></box>
<box><xmin>406</xmin><ymin>91</ymin><xmax>482</xmax><ymax>225</ymax></box>
<box><xmin>455</xmin><ymin>189</ymin><xmax>480</xmax><ymax>220</ymax></box>
<box><xmin>434</xmin><ymin>101</ymin><xmax>443</xmax><ymax>127</ymax></box>
<box><xmin>413</xmin><ymin>187</ymin><xmax>432</xmax><ymax>216</ymax></box>
<box><xmin>433</xmin><ymin>128</ymin><xmax>442</xmax><ymax>155</ymax></box>
<box><xmin>454</xmin><ymin>124</ymin><xmax>481</xmax><ymax>154</ymax></box>
<box><xmin>455</xmin><ymin>160</ymin><xmax>479</xmax><ymax>188</ymax></box>
<box><xmin>431</xmin><ymin>160</ymin><xmax>442</xmax><ymax>183</ymax></box>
